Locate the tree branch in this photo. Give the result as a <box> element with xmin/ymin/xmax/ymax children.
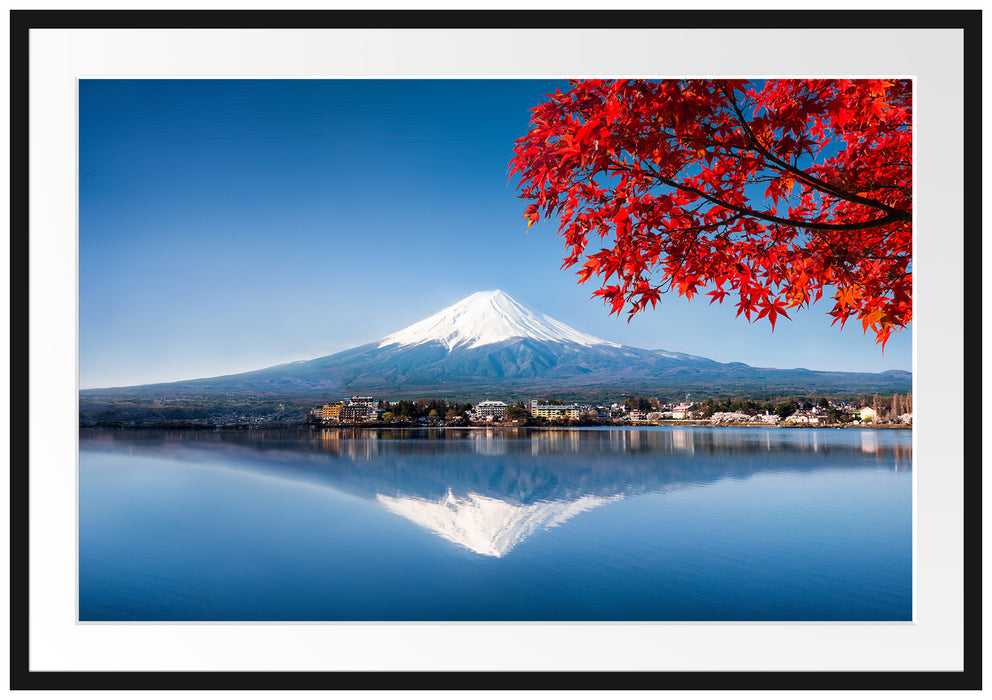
<box><xmin>719</xmin><ymin>89</ymin><xmax>911</xmax><ymax>222</ymax></box>
<box><xmin>617</xmin><ymin>161</ymin><xmax>908</xmax><ymax>233</ymax></box>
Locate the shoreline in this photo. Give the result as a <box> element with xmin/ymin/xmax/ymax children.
<box><xmin>80</xmin><ymin>421</ymin><xmax>911</xmax><ymax>432</ymax></box>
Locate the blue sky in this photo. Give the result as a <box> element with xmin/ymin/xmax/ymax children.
<box><xmin>79</xmin><ymin>79</ymin><xmax>912</xmax><ymax>389</ymax></box>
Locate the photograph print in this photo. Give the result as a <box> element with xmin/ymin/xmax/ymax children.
<box><xmin>79</xmin><ymin>77</ymin><xmax>914</xmax><ymax>623</ymax></box>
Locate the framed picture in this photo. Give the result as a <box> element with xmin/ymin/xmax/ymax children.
<box><xmin>10</xmin><ymin>7</ymin><xmax>980</xmax><ymax>691</ymax></box>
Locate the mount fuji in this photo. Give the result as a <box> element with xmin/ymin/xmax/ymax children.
<box><xmin>376</xmin><ymin>289</ymin><xmax>622</xmax><ymax>351</ymax></box>
<box><xmin>81</xmin><ymin>289</ymin><xmax>912</xmax><ymax>405</ymax></box>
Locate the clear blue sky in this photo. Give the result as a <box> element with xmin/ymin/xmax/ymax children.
<box><xmin>79</xmin><ymin>79</ymin><xmax>912</xmax><ymax>389</ymax></box>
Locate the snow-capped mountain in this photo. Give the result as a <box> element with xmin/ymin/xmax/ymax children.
<box><xmin>80</xmin><ymin>289</ymin><xmax>913</xmax><ymax>405</ymax></box>
<box><xmin>378</xmin><ymin>289</ymin><xmax>620</xmax><ymax>351</ymax></box>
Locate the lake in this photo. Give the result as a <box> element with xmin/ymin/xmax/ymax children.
<box><xmin>79</xmin><ymin>427</ymin><xmax>912</xmax><ymax>621</ymax></box>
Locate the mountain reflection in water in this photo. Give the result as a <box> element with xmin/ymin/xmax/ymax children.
<box><xmin>80</xmin><ymin>427</ymin><xmax>911</xmax><ymax>558</ymax></box>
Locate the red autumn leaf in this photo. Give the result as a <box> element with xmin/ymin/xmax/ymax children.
<box><xmin>509</xmin><ymin>78</ymin><xmax>912</xmax><ymax>347</ymax></box>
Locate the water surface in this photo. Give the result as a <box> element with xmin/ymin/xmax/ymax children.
<box><xmin>79</xmin><ymin>427</ymin><xmax>912</xmax><ymax>621</ymax></box>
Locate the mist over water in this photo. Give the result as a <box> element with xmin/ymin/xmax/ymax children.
<box><xmin>79</xmin><ymin>427</ymin><xmax>912</xmax><ymax>621</ymax></box>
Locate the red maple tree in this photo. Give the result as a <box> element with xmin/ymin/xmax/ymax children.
<box><xmin>509</xmin><ymin>79</ymin><xmax>912</xmax><ymax>349</ymax></box>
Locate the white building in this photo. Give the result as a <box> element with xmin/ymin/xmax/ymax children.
<box><xmin>530</xmin><ymin>400</ymin><xmax>581</xmax><ymax>421</ymax></box>
<box><xmin>474</xmin><ymin>400</ymin><xmax>508</xmax><ymax>420</ymax></box>
<box><xmin>787</xmin><ymin>410</ymin><xmax>820</xmax><ymax>424</ymax></box>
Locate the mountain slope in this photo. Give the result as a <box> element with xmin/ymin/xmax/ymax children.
<box><xmin>80</xmin><ymin>289</ymin><xmax>912</xmax><ymax>405</ymax></box>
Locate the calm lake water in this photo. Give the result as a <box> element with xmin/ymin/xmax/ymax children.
<box><xmin>79</xmin><ymin>427</ymin><xmax>912</xmax><ymax>622</ymax></box>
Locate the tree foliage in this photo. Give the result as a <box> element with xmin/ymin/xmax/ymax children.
<box><xmin>509</xmin><ymin>79</ymin><xmax>912</xmax><ymax>348</ymax></box>
<box><xmin>623</xmin><ymin>396</ymin><xmax>653</xmax><ymax>412</ymax></box>
<box><xmin>506</xmin><ymin>405</ymin><xmax>530</xmax><ymax>420</ymax></box>
<box><xmin>775</xmin><ymin>400</ymin><xmax>798</xmax><ymax>419</ymax></box>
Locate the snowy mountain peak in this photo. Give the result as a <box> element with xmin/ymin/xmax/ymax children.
<box><xmin>377</xmin><ymin>290</ymin><xmax>621</xmax><ymax>351</ymax></box>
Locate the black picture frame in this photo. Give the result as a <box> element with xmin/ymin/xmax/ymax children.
<box><xmin>9</xmin><ymin>8</ymin><xmax>982</xmax><ymax>691</ymax></box>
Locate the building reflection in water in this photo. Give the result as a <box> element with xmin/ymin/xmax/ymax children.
<box><xmin>861</xmin><ymin>431</ymin><xmax>879</xmax><ymax>454</ymax></box>
<box><xmin>529</xmin><ymin>429</ymin><xmax>582</xmax><ymax>456</ymax></box>
<box><xmin>470</xmin><ymin>430</ymin><xmax>507</xmax><ymax>456</ymax></box>
<box><xmin>319</xmin><ymin>429</ymin><xmax>380</xmax><ymax>460</ymax></box>
<box><xmin>671</xmin><ymin>429</ymin><xmax>693</xmax><ymax>454</ymax></box>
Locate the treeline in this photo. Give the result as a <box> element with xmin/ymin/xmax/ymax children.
<box><xmin>698</xmin><ymin>397</ymin><xmax>829</xmax><ymax>419</ymax></box>
<box><xmin>380</xmin><ymin>398</ymin><xmax>471</xmax><ymax>423</ymax></box>
<box><xmin>697</xmin><ymin>392</ymin><xmax>913</xmax><ymax>422</ymax></box>
<box><xmin>854</xmin><ymin>392</ymin><xmax>913</xmax><ymax>417</ymax></box>
<box><xmin>618</xmin><ymin>393</ymin><xmax>913</xmax><ymax>423</ymax></box>
<box><xmin>378</xmin><ymin>399</ymin><xmax>534</xmax><ymax>423</ymax></box>
<box><xmin>620</xmin><ymin>395</ymin><xmax>816</xmax><ymax>418</ymax></box>
<box><xmin>623</xmin><ymin>396</ymin><xmax>655</xmax><ymax>412</ymax></box>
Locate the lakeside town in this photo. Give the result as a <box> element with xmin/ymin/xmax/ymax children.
<box><xmin>301</xmin><ymin>393</ymin><xmax>914</xmax><ymax>429</ymax></box>
<box><xmin>78</xmin><ymin>390</ymin><xmax>914</xmax><ymax>430</ymax></box>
